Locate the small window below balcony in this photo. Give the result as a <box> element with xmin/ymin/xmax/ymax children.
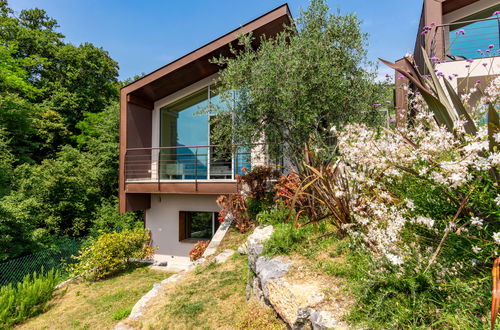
<box><xmin>178</xmin><ymin>211</ymin><xmax>220</xmax><ymax>242</ymax></box>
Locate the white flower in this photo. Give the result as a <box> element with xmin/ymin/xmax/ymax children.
<box><xmin>493</xmin><ymin>232</ymin><xmax>500</xmax><ymax>245</ymax></box>
<box><xmin>405</xmin><ymin>199</ymin><xmax>415</xmax><ymax>210</ymax></box>
<box><xmin>496</xmin><ymin>195</ymin><xmax>500</xmax><ymax>207</ymax></box>
<box><xmin>472</xmin><ymin>246</ymin><xmax>482</xmax><ymax>254</ymax></box>
<box><xmin>415</xmin><ymin>216</ymin><xmax>435</xmax><ymax>229</ymax></box>
<box><xmin>494</xmin><ymin>132</ymin><xmax>500</xmax><ymax>143</ymax></box>
<box><xmin>470</xmin><ymin>217</ymin><xmax>483</xmax><ymax>229</ymax></box>
<box><xmin>489</xmin><ymin>152</ymin><xmax>500</xmax><ymax>167</ymax></box>
<box><xmin>386</xmin><ymin>253</ymin><xmax>404</xmax><ymax>266</ymax></box>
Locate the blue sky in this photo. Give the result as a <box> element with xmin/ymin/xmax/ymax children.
<box><xmin>10</xmin><ymin>0</ymin><xmax>423</xmax><ymax>81</ymax></box>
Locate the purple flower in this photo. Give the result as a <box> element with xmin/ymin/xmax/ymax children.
<box><xmin>437</xmin><ymin>72</ymin><xmax>444</xmax><ymax>77</ymax></box>
<box><xmin>458</xmin><ymin>29</ymin><xmax>465</xmax><ymax>35</ymax></box>
<box><xmin>401</xmin><ymin>109</ymin><xmax>406</xmax><ymax>113</ymax></box>
<box><xmin>489</xmin><ymin>44</ymin><xmax>495</xmax><ymax>49</ymax></box>
<box><xmin>465</xmin><ymin>65</ymin><xmax>470</xmax><ymax>68</ymax></box>
<box><xmin>385</xmin><ymin>100</ymin><xmax>391</xmax><ymax>104</ymax></box>
<box><xmin>373</xmin><ymin>104</ymin><xmax>381</xmax><ymax>107</ymax></box>
<box><xmin>482</xmin><ymin>63</ymin><xmax>488</xmax><ymax>67</ymax></box>
<box><xmin>448</xmin><ymin>75</ymin><xmax>453</xmax><ymax>81</ymax></box>
<box><xmin>430</xmin><ymin>56</ymin><xmax>440</xmax><ymax>62</ymax></box>
<box><xmin>493</xmin><ymin>10</ymin><xmax>500</xmax><ymax>16</ymax></box>
<box><xmin>466</xmin><ymin>59</ymin><xmax>474</xmax><ymax>63</ymax></box>
<box><xmin>476</xmin><ymin>80</ymin><xmax>481</xmax><ymax>84</ymax></box>
<box><xmin>476</xmin><ymin>49</ymin><xmax>483</xmax><ymax>53</ymax></box>
<box><xmin>453</xmin><ymin>73</ymin><xmax>459</xmax><ymax>77</ymax></box>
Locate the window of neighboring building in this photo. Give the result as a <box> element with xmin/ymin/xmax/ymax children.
<box><xmin>178</xmin><ymin>211</ymin><xmax>220</xmax><ymax>241</ymax></box>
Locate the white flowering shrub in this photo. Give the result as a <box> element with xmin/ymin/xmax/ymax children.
<box><xmin>330</xmin><ymin>76</ymin><xmax>499</xmax><ymax>327</ymax></box>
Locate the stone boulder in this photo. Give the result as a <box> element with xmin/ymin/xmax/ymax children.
<box><xmin>240</xmin><ymin>225</ymin><xmax>274</xmax><ymax>270</ymax></box>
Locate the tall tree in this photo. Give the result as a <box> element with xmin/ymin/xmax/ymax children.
<box><xmin>211</xmin><ymin>0</ymin><xmax>385</xmax><ymax>167</ymax></box>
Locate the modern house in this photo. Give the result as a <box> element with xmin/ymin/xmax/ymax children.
<box><xmin>395</xmin><ymin>0</ymin><xmax>500</xmax><ymax>121</ymax></box>
<box><xmin>119</xmin><ymin>5</ymin><xmax>291</xmax><ymax>264</ymax></box>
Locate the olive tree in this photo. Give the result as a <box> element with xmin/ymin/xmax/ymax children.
<box><xmin>210</xmin><ymin>0</ymin><xmax>387</xmax><ymax>167</ymax></box>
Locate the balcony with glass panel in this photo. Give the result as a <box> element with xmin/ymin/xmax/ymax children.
<box><xmin>124</xmin><ymin>85</ymin><xmax>259</xmax><ymax>187</ymax></box>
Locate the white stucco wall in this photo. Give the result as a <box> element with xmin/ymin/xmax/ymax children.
<box><xmin>146</xmin><ymin>194</ymin><xmax>220</xmax><ymax>257</ymax></box>
<box><xmin>435</xmin><ymin>56</ymin><xmax>500</xmax><ymax>90</ymax></box>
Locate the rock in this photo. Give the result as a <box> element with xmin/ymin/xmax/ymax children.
<box><xmin>252</xmin><ymin>276</ymin><xmax>266</xmax><ymax>303</ymax></box>
<box><xmin>238</xmin><ymin>242</ymin><xmax>248</xmax><ymax>255</ymax></box>
<box><xmin>128</xmin><ymin>282</ymin><xmax>162</xmax><ymax>320</ymax></box>
<box><xmin>245</xmin><ymin>225</ymin><xmax>274</xmax><ymax>270</ymax></box>
<box><xmin>153</xmin><ymin>261</ymin><xmax>169</xmax><ymax>267</ymax></box>
<box><xmin>255</xmin><ymin>256</ymin><xmax>293</xmax><ymax>299</ymax></box>
<box><xmin>203</xmin><ymin>216</ymin><xmax>234</xmax><ymax>257</ymax></box>
<box><xmin>266</xmin><ymin>280</ymin><xmax>324</xmax><ymax>328</ymax></box>
<box><xmin>310</xmin><ymin>311</ymin><xmax>343</xmax><ymax>330</ymax></box>
<box><xmin>214</xmin><ymin>249</ymin><xmax>235</xmax><ymax>263</ymax></box>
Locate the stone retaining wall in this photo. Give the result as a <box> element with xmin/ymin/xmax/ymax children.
<box><xmin>241</xmin><ymin>226</ymin><xmax>348</xmax><ymax>330</ymax></box>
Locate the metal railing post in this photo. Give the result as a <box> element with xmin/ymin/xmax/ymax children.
<box><xmin>195</xmin><ymin>148</ymin><xmax>198</xmax><ymax>192</ymax></box>
<box><xmin>157</xmin><ymin>148</ymin><xmax>160</xmax><ymax>192</ymax></box>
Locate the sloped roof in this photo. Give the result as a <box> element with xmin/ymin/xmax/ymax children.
<box><xmin>121</xmin><ymin>4</ymin><xmax>292</xmax><ymax>104</ymax></box>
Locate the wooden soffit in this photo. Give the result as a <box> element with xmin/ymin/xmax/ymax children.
<box><xmin>122</xmin><ymin>4</ymin><xmax>292</xmax><ymax>104</ymax></box>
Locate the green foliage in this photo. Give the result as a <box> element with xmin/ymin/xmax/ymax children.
<box><xmin>211</xmin><ymin>0</ymin><xmax>385</xmax><ymax>166</ymax></box>
<box><xmin>69</xmin><ymin>228</ymin><xmax>154</xmax><ymax>281</ymax></box>
<box><xmin>246</xmin><ymin>198</ymin><xmax>265</xmax><ymax>220</ymax></box>
<box><xmin>264</xmin><ymin>221</ymin><xmax>326</xmax><ymax>256</ymax></box>
<box><xmin>0</xmin><ymin>202</ymin><xmax>35</xmax><ymax>261</ymax></box>
<box><xmin>111</xmin><ymin>307</ymin><xmax>131</xmax><ymax>321</ymax></box>
<box><xmin>0</xmin><ymin>268</ymin><xmax>60</xmax><ymax>328</ymax></box>
<box><xmin>2</xmin><ymin>146</ymin><xmax>102</xmax><ymax>236</ymax></box>
<box><xmin>256</xmin><ymin>206</ymin><xmax>290</xmax><ymax>226</ymax></box>
<box><xmin>0</xmin><ymin>129</ymin><xmax>14</xmax><ymax>197</ymax></box>
<box><xmin>89</xmin><ymin>198</ymin><xmax>142</xmax><ymax>238</ymax></box>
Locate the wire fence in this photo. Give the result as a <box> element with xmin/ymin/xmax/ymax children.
<box><xmin>0</xmin><ymin>239</ymin><xmax>81</xmax><ymax>287</ymax></box>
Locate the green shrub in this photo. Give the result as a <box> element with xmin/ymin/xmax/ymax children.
<box><xmin>0</xmin><ymin>268</ymin><xmax>60</xmax><ymax>328</ymax></box>
<box><xmin>264</xmin><ymin>222</ymin><xmax>326</xmax><ymax>256</ymax></box>
<box><xmin>69</xmin><ymin>228</ymin><xmax>155</xmax><ymax>281</ymax></box>
<box><xmin>246</xmin><ymin>197</ymin><xmax>264</xmax><ymax>220</ymax></box>
<box><xmin>89</xmin><ymin>197</ymin><xmax>143</xmax><ymax>237</ymax></box>
<box><xmin>111</xmin><ymin>307</ymin><xmax>131</xmax><ymax>321</ymax></box>
<box><xmin>256</xmin><ymin>206</ymin><xmax>290</xmax><ymax>226</ymax></box>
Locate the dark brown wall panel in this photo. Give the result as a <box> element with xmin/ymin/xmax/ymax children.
<box><xmin>126</xmin><ymin>193</ymin><xmax>151</xmax><ymax>212</ymax></box>
<box><xmin>127</xmin><ymin>103</ymin><xmax>152</xmax><ymax>149</ymax></box>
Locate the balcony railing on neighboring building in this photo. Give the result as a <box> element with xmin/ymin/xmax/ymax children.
<box><xmin>429</xmin><ymin>16</ymin><xmax>500</xmax><ymax>63</ymax></box>
<box><xmin>124</xmin><ymin>145</ymin><xmax>267</xmax><ymax>183</ymax></box>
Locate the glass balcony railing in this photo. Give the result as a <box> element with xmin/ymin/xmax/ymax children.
<box><xmin>431</xmin><ymin>15</ymin><xmax>500</xmax><ymax>62</ymax></box>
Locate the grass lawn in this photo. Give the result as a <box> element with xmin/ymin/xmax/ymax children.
<box><xmin>124</xmin><ymin>227</ymin><xmax>286</xmax><ymax>330</ymax></box>
<box><xmin>15</xmin><ymin>265</ymin><xmax>171</xmax><ymax>330</ymax></box>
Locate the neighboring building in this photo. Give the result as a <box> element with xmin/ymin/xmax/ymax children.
<box><xmin>395</xmin><ymin>0</ymin><xmax>500</xmax><ymax>120</ymax></box>
<box><xmin>119</xmin><ymin>5</ymin><xmax>291</xmax><ymax>264</ymax></box>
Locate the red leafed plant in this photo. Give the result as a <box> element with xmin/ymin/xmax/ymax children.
<box><xmin>238</xmin><ymin>165</ymin><xmax>281</xmax><ymax>200</ymax></box>
<box><xmin>189</xmin><ymin>240</ymin><xmax>210</xmax><ymax>261</ymax></box>
<box><xmin>217</xmin><ymin>194</ymin><xmax>251</xmax><ymax>233</ymax></box>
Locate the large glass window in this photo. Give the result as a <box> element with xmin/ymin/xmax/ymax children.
<box><xmin>159</xmin><ymin>85</ymin><xmax>252</xmax><ymax>180</ymax></box>
<box><xmin>160</xmin><ymin>88</ymin><xmax>209</xmax><ymax>179</ymax></box>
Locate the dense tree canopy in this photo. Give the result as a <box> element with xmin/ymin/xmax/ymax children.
<box><xmin>211</xmin><ymin>0</ymin><xmax>389</xmax><ymax>166</ymax></box>
<box><xmin>0</xmin><ymin>0</ymin><xmax>138</xmax><ymax>261</ymax></box>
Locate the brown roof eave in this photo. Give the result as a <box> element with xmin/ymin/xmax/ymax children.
<box><xmin>121</xmin><ymin>3</ymin><xmax>292</xmax><ymax>100</ymax></box>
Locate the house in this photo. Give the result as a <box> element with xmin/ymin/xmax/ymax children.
<box><xmin>119</xmin><ymin>5</ymin><xmax>292</xmax><ymax>265</ymax></box>
<box><xmin>395</xmin><ymin>0</ymin><xmax>500</xmax><ymax>121</ymax></box>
